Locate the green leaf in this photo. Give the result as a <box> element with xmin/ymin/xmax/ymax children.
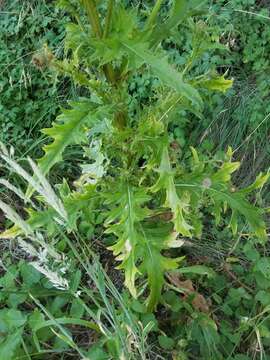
<box><xmin>105</xmin><ymin>185</ymin><xmax>150</xmax><ymax>297</ymax></box>
<box><xmin>190</xmin><ymin>314</ymin><xmax>221</xmax><ymax>359</ymax></box>
<box><xmin>70</xmin><ymin>270</ymin><xmax>82</xmax><ymax>292</ymax></box>
<box><xmin>254</xmin><ymin>272</ymin><xmax>270</xmax><ymax>290</ymax></box>
<box><xmin>243</xmin><ymin>243</ymin><xmax>260</xmax><ymax>262</ymax></box>
<box><xmin>199</xmin><ymin>74</ymin><xmax>233</xmax><ymax>93</ymax></box>
<box><xmin>158</xmin><ymin>335</ymin><xmax>175</xmax><ymax>350</ymax></box>
<box><xmin>105</xmin><ymin>336</ymin><xmax>122</xmax><ymax>359</ymax></box>
<box><xmin>176</xmin><ymin>265</ymin><xmax>216</xmax><ymax>278</ymax></box>
<box><xmin>131</xmin><ymin>299</ymin><xmax>147</xmax><ymax>314</ymax></box>
<box><xmin>122</xmin><ymin>42</ymin><xmax>202</xmax><ymax>109</ymax></box>
<box><xmin>233</xmin><ymin>355</ymin><xmax>251</xmax><ymax>360</ymax></box>
<box><xmin>0</xmin><ymin>265</ymin><xmax>18</xmax><ymax>288</ymax></box>
<box><xmin>209</xmin><ymin>188</ymin><xmax>267</xmax><ymax>240</ymax></box>
<box><xmin>211</xmin><ymin>161</ymin><xmax>240</xmax><ymax>183</ymax></box>
<box><xmin>87</xmin><ymin>344</ymin><xmax>109</xmax><ymax>360</ymax></box>
<box><xmin>255</xmin><ymin>258</ymin><xmax>270</xmax><ymax>279</ymax></box>
<box><xmin>64</xmin><ymin>23</ymin><xmax>93</xmax><ymax>61</ymax></box>
<box><xmin>56</xmin><ymin>0</ymin><xmax>78</xmax><ymax>15</ymax></box>
<box><xmin>227</xmin><ymin>287</ymin><xmax>251</xmax><ymax>306</ymax></box>
<box><xmin>4</xmin><ymin>309</ymin><xmax>27</xmax><ymax>329</ymax></box>
<box><xmin>140</xmin><ymin>313</ymin><xmax>158</xmax><ymax>331</ymax></box>
<box><xmin>0</xmin><ymin>328</ymin><xmax>23</xmax><ymax>359</ymax></box>
<box><xmin>176</xmin><ymin>148</ymin><xmax>267</xmax><ymax>241</ymax></box>
<box><xmin>140</xmin><ymin>222</ymin><xmax>185</xmax><ymax>310</ymax></box>
<box><xmin>151</xmin><ymin>0</ymin><xmax>206</xmax><ymax>45</ymax></box>
<box><xmin>91</xmin><ymin>5</ymin><xmax>202</xmax><ymax>108</ymax></box>
<box><xmin>163</xmin><ymin>291</ymin><xmax>182</xmax><ymax>312</ymax></box>
<box><xmin>240</xmin><ymin>172</ymin><xmax>270</xmax><ymax>194</ymax></box>
<box><xmin>255</xmin><ymin>291</ymin><xmax>270</xmax><ymax>306</ymax></box>
<box><xmin>28</xmin><ymin>309</ymin><xmax>45</xmax><ymax>332</ymax></box>
<box><xmin>8</xmin><ymin>293</ymin><xmax>27</xmax><ymax>308</ymax></box>
<box><xmin>33</xmin><ymin>317</ymin><xmax>100</xmax><ymax>332</ymax></box>
<box><xmin>0</xmin><ymin>208</ymin><xmax>57</xmax><ymax>239</ymax></box>
<box><xmin>152</xmin><ymin>147</ymin><xmax>193</xmax><ymax>236</ymax></box>
<box><xmin>140</xmin><ymin>244</ymin><xmax>181</xmax><ymax>311</ymax></box>
<box><xmin>70</xmin><ymin>299</ymin><xmax>85</xmax><ymax>318</ymax></box>
<box><xmin>20</xmin><ymin>262</ymin><xmax>41</xmax><ymax>287</ymax></box>
<box><xmin>105</xmin><ymin>183</ymin><xmax>183</xmax><ymax>309</ymax></box>
<box><xmin>38</xmin><ymin>101</ymin><xmax>110</xmax><ymax>175</ymax></box>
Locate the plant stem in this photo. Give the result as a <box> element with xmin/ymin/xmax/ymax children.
<box><xmin>103</xmin><ymin>0</ymin><xmax>114</xmax><ymax>38</ymax></box>
<box><xmin>81</xmin><ymin>0</ymin><xmax>102</xmax><ymax>38</ymax></box>
<box><xmin>81</xmin><ymin>0</ymin><xmax>115</xmax><ymax>83</ymax></box>
<box><xmin>81</xmin><ymin>0</ymin><xmax>126</xmax><ymax>127</ymax></box>
<box><xmin>102</xmin><ymin>0</ymin><xmax>116</xmax><ymax>84</ymax></box>
<box><xmin>145</xmin><ymin>0</ymin><xmax>163</xmax><ymax>29</ymax></box>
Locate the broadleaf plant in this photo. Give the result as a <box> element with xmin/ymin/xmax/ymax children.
<box><xmin>1</xmin><ymin>0</ymin><xmax>268</xmax><ymax>312</ymax></box>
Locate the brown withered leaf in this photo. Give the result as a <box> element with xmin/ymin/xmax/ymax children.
<box><xmin>191</xmin><ymin>293</ymin><xmax>209</xmax><ymax>313</ymax></box>
<box><xmin>167</xmin><ymin>273</ymin><xmax>209</xmax><ymax>313</ymax></box>
<box><xmin>149</xmin><ymin>211</ymin><xmax>173</xmax><ymax>222</ymax></box>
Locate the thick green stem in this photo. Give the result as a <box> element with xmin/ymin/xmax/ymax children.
<box><xmin>81</xmin><ymin>0</ymin><xmax>115</xmax><ymax>83</ymax></box>
<box><xmin>81</xmin><ymin>0</ymin><xmax>102</xmax><ymax>38</ymax></box>
<box><xmin>145</xmin><ymin>0</ymin><xmax>163</xmax><ymax>29</ymax></box>
<box><xmin>104</xmin><ymin>62</ymin><xmax>116</xmax><ymax>84</ymax></box>
<box><xmin>103</xmin><ymin>0</ymin><xmax>114</xmax><ymax>38</ymax></box>
<box><xmin>81</xmin><ymin>0</ymin><xmax>126</xmax><ymax>127</ymax></box>
<box><xmin>102</xmin><ymin>0</ymin><xmax>116</xmax><ymax>83</ymax></box>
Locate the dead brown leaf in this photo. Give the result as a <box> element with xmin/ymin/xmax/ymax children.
<box><xmin>167</xmin><ymin>272</ymin><xmax>210</xmax><ymax>313</ymax></box>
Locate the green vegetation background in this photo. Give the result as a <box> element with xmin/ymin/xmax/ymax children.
<box><xmin>0</xmin><ymin>0</ymin><xmax>269</xmax><ymax>359</ymax></box>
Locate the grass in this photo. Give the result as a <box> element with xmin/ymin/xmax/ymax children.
<box><xmin>0</xmin><ymin>0</ymin><xmax>74</xmax><ymax>157</ymax></box>
<box><xmin>0</xmin><ymin>0</ymin><xmax>269</xmax><ymax>359</ymax></box>
<box><xmin>197</xmin><ymin>78</ymin><xmax>270</xmax><ymax>197</ymax></box>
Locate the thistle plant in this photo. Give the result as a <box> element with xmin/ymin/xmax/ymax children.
<box><xmin>0</xmin><ymin>0</ymin><xmax>268</xmax><ymax>312</ymax></box>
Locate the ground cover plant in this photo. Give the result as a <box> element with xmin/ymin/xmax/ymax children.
<box><xmin>0</xmin><ymin>0</ymin><xmax>270</xmax><ymax>359</ymax></box>
<box><xmin>198</xmin><ymin>0</ymin><xmax>270</xmax><ymax>191</ymax></box>
<box><xmin>0</xmin><ymin>0</ymin><xmax>69</xmax><ymax>156</ymax></box>
<box><xmin>161</xmin><ymin>1</ymin><xmax>270</xmax><ymax>197</ymax></box>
